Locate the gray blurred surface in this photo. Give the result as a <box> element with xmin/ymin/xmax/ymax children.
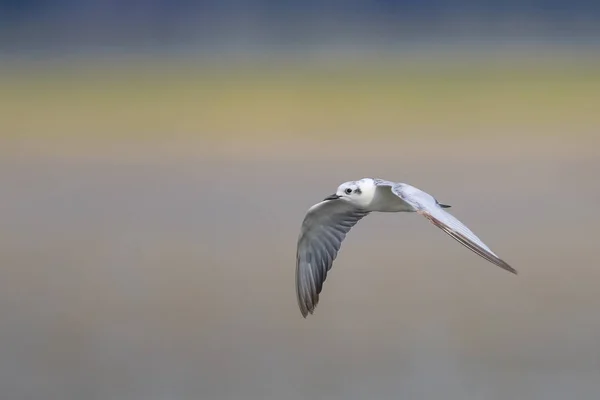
<box><xmin>1</xmin><ymin>140</ymin><xmax>599</xmax><ymax>399</ymax></box>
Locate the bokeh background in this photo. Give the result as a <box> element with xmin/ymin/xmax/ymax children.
<box><xmin>1</xmin><ymin>1</ymin><xmax>600</xmax><ymax>399</ymax></box>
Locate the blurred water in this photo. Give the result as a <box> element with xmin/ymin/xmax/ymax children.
<box><xmin>1</xmin><ymin>138</ymin><xmax>599</xmax><ymax>399</ymax></box>
<box><xmin>2</xmin><ymin>0</ymin><xmax>600</xmax><ymax>59</ymax></box>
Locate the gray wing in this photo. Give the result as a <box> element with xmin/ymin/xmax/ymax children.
<box><xmin>296</xmin><ymin>199</ymin><xmax>369</xmax><ymax>317</ymax></box>
<box><xmin>391</xmin><ymin>183</ymin><xmax>517</xmax><ymax>274</ymax></box>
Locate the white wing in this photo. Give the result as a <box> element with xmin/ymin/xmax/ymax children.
<box><xmin>296</xmin><ymin>199</ymin><xmax>369</xmax><ymax>317</ymax></box>
<box><xmin>390</xmin><ymin>182</ymin><xmax>516</xmax><ymax>274</ymax></box>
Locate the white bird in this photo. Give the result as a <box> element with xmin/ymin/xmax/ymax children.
<box><xmin>296</xmin><ymin>178</ymin><xmax>516</xmax><ymax>318</ymax></box>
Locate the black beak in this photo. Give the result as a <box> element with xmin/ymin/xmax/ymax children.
<box><xmin>323</xmin><ymin>194</ymin><xmax>340</xmax><ymax>201</ymax></box>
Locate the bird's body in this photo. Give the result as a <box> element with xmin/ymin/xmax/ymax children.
<box><xmin>296</xmin><ymin>178</ymin><xmax>516</xmax><ymax>318</ymax></box>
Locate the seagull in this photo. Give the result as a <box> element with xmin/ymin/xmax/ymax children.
<box><xmin>296</xmin><ymin>178</ymin><xmax>516</xmax><ymax>318</ymax></box>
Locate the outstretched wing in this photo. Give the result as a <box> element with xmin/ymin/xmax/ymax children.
<box><xmin>296</xmin><ymin>199</ymin><xmax>369</xmax><ymax>317</ymax></box>
<box><xmin>392</xmin><ymin>183</ymin><xmax>516</xmax><ymax>274</ymax></box>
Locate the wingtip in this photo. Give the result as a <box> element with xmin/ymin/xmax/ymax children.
<box><xmin>299</xmin><ymin>304</ymin><xmax>314</xmax><ymax>318</ymax></box>
<box><xmin>501</xmin><ymin>261</ymin><xmax>518</xmax><ymax>275</ymax></box>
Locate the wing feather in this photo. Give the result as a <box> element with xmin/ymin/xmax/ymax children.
<box><xmin>389</xmin><ymin>182</ymin><xmax>516</xmax><ymax>274</ymax></box>
<box><xmin>296</xmin><ymin>199</ymin><xmax>369</xmax><ymax>317</ymax></box>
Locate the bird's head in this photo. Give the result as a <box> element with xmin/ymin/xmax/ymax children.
<box><xmin>323</xmin><ymin>178</ymin><xmax>377</xmax><ymax>208</ymax></box>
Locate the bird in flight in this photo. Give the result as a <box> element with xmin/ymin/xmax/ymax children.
<box><xmin>296</xmin><ymin>178</ymin><xmax>516</xmax><ymax>318</ymax></box>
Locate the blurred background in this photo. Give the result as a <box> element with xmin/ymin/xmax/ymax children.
<box><xmin>1</xmin><ymin>1</ymin><xmax>600</xmax><ymax>399</ymax></box>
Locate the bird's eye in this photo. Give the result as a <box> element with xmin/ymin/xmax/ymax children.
<box><xmin>345</xmin><ymin>188</ymin><xmax>353</xmax><ymax>194</ymax></box>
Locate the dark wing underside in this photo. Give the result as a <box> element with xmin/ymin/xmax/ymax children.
<box><xmin>296</xmin><ymin>199</ymin><xmax>369</xmax><ymax>317</ymax></box>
